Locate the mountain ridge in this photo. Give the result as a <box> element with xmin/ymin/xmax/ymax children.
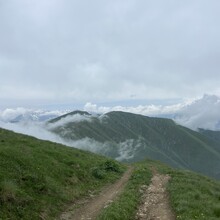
<box><xmin>48</xmin><ymin>110</ymin><xmax>220</xmax><ymax>179</ymax></box>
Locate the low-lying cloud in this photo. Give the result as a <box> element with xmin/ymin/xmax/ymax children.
<box><xmin>47</xmin><ymin>113</ymin><xmax>93</xmax><ymax>130</ymax></box>
<box><xmin>175</xmin><ymin>94</ymin><xmax>220</xmax><ymax>130</ymax></box>
<box><xmin>0</xmin><ymin>107</ymin><xmax>68</xmax><ymax>122</ymax></box>
<box><xmin>0</xmin><ymin>121</ymin><xmax>64</xmax><ymax>144</ymax></box>
<box><xmin>0</xmin><ymin>119</ymin><xmax>139</xmax><ymax>162</ymax></box>
<box><xmin>83</xmin><ymin>102</ymin><xmax>186</xmax><ymax>116</ymax></box>
<box><xmin>116</xmin><ymin>139</ymin><xmax>143</xmax><ymax>161</ymax></box>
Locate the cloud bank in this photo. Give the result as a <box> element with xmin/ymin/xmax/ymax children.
<box><xmin>1</xmin><ymin>94</ymin><xmax>220</xmax><ymax>131</ymax></box>
<box><xmin>84</xmin><ymin>101</ymin><xmax>187</xmax><ymax>116</ymax></box>
<box><xmin>175</xmin><ymin>94</ymin><xmax>220</xmax><ymax>130</ymax></box>
<box><xmin>0</xmin><ymin>108</ymin><xmax>69</xmax><ymax>122</ymax></box>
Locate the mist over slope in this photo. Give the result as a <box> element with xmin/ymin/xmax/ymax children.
<box><xmin>174</xmin><ymin>94</ymin><xmax>220</xmax><ymax>130</ymax></box>
<box><xmin>48</xmin><ymin>110</ymin><xmax>220</xmax><ymax>180</ymax></box>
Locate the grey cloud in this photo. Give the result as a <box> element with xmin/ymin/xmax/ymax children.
<box><xmin>1</xmin><ymin>0</ymin><xmax>220</xmax><ymax>105</ymax></box>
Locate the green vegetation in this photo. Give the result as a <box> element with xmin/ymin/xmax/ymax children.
<box><xmin>168</xmin><ymin>171</ymin><xmax>220</xmax><ymax>220</ymax></box>
<box><xmin>92</xmin><ymin>159</ymin><xmax>123</xmax><ymax>179</ymax></box>
<box><xmin>147</xmin><ymin>160</ymin><xmax>220</xmax><ymax>220</ymax></box>
<box><xmin>199</xmin><ymin>128</ymin><xmax>220</xmax><ymax>143</ymax></box>
<box><xmin>49</xmin><ymin>111</ymin><xmax>220</xmax><ymax>179</ymax></box>
<box><xmin>97</xmin><ymin>163</ymin><xmax>152</xmax><ymax>220</ymax></box>
<box><xmin>0</xmin><ymin>128</ymin><xmax>124</xmax><ymax>220</ymax></box>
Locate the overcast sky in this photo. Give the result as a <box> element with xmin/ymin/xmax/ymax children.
<box><xmin>1</xmin><ymin>0</ymin><xmax>220</xmax><ymax>108</ymax></box>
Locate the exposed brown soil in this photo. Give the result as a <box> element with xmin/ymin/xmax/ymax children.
<box><xmin>135</xmin><ymin>169</ymin><xmax>175</xmax><ymax>220</ymax></box>
<box><xmin>59</xmin><ymin>166</ymin><xmax>133</xmax><ymax>220</ymax></box>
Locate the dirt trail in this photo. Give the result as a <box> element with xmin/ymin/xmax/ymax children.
<box><xmin>136</xmin><ymin>169</ymin><xmax>175</xmax><ymax>220</ymax></box>
<box><xmin>60</xmin><ymin>166</ymin><xmax>133</xmax><ymax>220</ymax></box>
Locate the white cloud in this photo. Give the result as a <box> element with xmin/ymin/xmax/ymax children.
<box><xmin>47</xmin><ymin>113</ymin><xmax>93</xmax><ymax>130</ymax></box>
<box><xmin>0</xmin><ymin>108</ymin><xmax>69</xmax><ymax>122</ymax></box>
<box><xmin>0</xmin><ymin>108</ymin><xmax>31</xmax><ymax>122</ymax></box>
<box><xmin>84</xmin><ymin>102</ymin><xmax>187</xmax><ymax>116</ymax></box>
<box><xmin>116</xmin><ymin>139</ymin><xmax>142</xmax><ymax>161</ymax></box>
<box><xmin>0</xmin><ymin>121</ymin><xmax>64</xmax><ymax>143</ymax></box>
<box><xmin>175</xmin><ymin>94</ymin><xmax>220</xmax><ymax>130</ymax></box>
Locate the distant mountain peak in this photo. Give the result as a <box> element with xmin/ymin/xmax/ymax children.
<box><xmin>48</xmin><ymin>110</ymin><xmax>91</xmax><ymax>124</ymax></box>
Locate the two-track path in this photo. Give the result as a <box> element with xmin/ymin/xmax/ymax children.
<box><xmin>59</xmin><ymin>166</ymin><xmax>175</xmax><ymax>220</ymax></box>
<box><xmin>136</xmin><ymin>168</ymin><xmax>176</xmax><ymax>220</ymax></box>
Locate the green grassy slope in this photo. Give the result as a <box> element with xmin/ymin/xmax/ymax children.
<box><xmin>0</xmin><ymin>128</ymin><xmax>124</xmax><ymax>219</ymax></box>
<box><xmin>49</xmin><ymin>111</ymin><xmax>220</xmax><ymax>179</ymax></box>
<box><xmin>199</xmin><ymin>128</ymin><xmax>220</xmax><ymax>143</ymax></box>
<box><xmin>97</xmin><ymin>160</ymin><xmax>220</xmax><ymax>220</ymax></box>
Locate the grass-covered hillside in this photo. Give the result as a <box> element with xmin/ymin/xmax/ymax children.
<box><xmin>0</xmin><ymin>128</ymin><xmax>124</xmax><ymax>220</ymax></box>
<box><xmin>48</xmin><ymin>111</ymin><xmax>220</xmax><ymax>179</ymax></box>
<box><xmin>199</xmin><ymin>128</ymin><xmax>220</xmax><ymax>143</ymax></box>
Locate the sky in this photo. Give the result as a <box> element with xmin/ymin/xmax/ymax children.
<box><xmin>1</xmin><ymin>0</ymin><xmax>220</xmax><ymax>108</ymax></box>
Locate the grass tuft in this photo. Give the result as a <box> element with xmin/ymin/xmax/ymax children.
<box><xmin>92</xmin><ymin>159</ymin><xmax>123</xmax><ymax>179</ymax></box>
<box><xmin>0</xmin><ymin>180</ymin><xmax>18</xmax><ymax>203</ymax></box>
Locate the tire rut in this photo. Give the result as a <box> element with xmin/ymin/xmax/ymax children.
<box><xmin>59</xmin><ymin>166</ymin><xmax>133</xmax><ymax>220</ymax></box>
<box><xmin>136</xmin><ymin>169</ymin><xmax>175</xmax><ymax>220</ymax></box>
